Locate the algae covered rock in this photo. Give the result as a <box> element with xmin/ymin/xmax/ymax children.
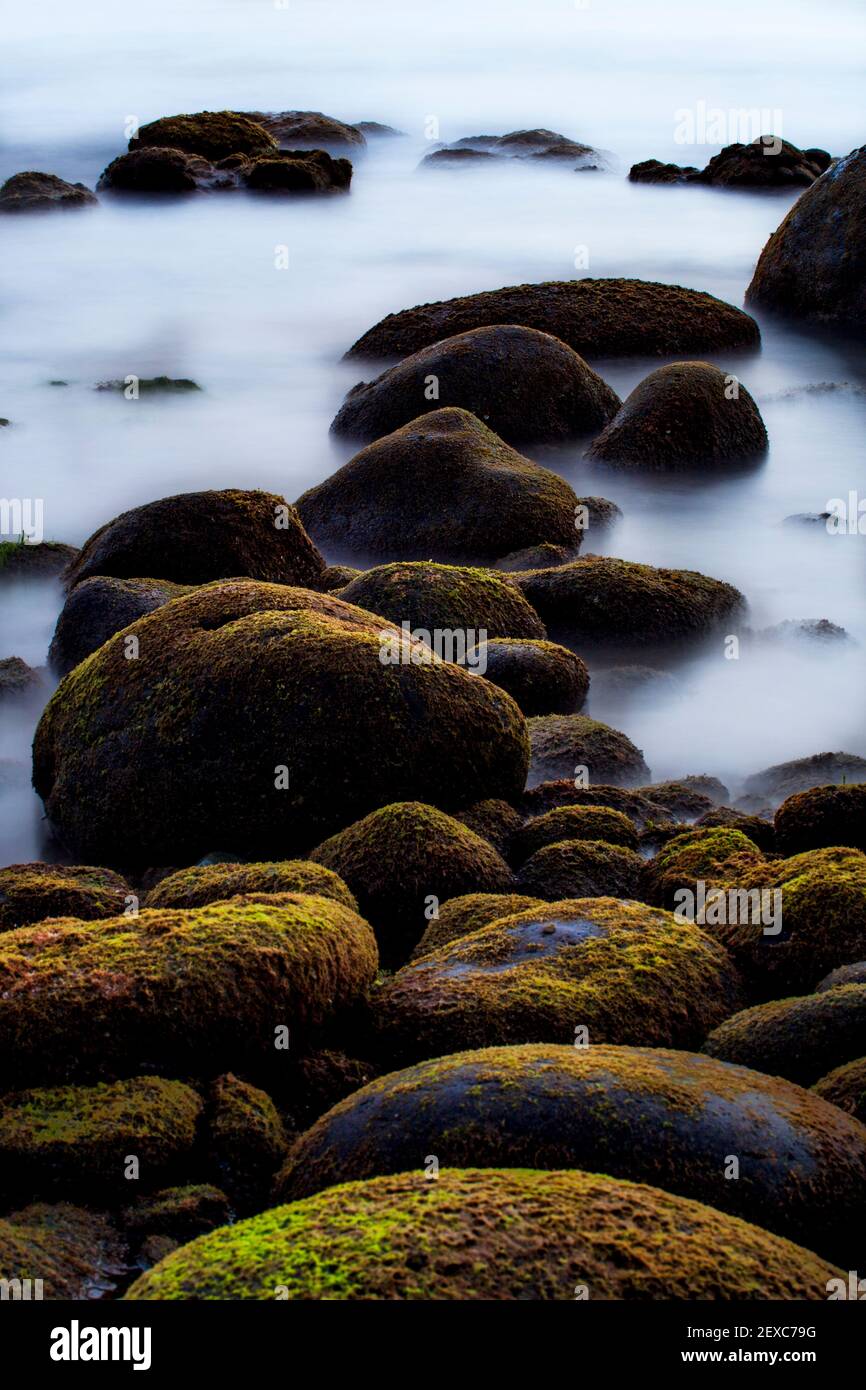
<box><xmin>774</xmin><ymin>783</ymin><xmax>866</xmax><ymax>854</ymax></box>
<box><xmin>519</xmin><ymin>780</ymin><xmax>669</xmax><ymax>825</ymax></box>
<box><xmin>332</xmin><ymin>326</ymin><xmax>620</xmax><ymax>447</ymax></box>
<box><xmin>468</xmin><ymin>638</ymin><xmax>589</xmax><ymax>716</ymax></box>
<box><xmin>63</xmin><ymin>489</ymin><xmax>325</xmax><ymax>589</ymax></box>
<box><xmin>345</xmin><ymin>278</ymin><xmax>760</xmax><ymax>362</ymax></box>
<box><xmin>310</xmin><ymin>802</ymin><xmax>514</xmax><ymax>966</ymax></box>
<box><xmin>125</xmin><ymin>1167</ymin><xmax>838</xmax><ymax>1300</ymax></box>
<box><xmin>242</xmin><ymin>149</ymin><xmax>352</xmax><ymax>193</ymax></box>
<box><xmin>275</xmin><ymin>1042</ymin><xmax>866</xmax><ymax>1263</ymax></box>
<box><xmin>514</xmin><ymin>556</ymin><xmax>744</xmax><ymax>645</ymax></box>
<box><xmin>813</xmin><ymin>1057</ymin><xmax>866</xmax><ymax>1124</ymax></box>
<box><xmin>0</xmin><ymin>893</ymin><xmax>378</xmax><ymax>1086</ymax></box>
<box><xmin>517</xmin><ymin>839</ymin><xmax>644</xmax><ymax>900</ymax></box>
<box><xmin>641</xmin><ymin>774</ymin><xmax>729</xmax><ymax>812</ymax></box>
<box><xmin>513</xmin><ymin>804</ymin><xmax>638</xmax><ymax>861</ymax></box>
<box><xmin>372</xmin><ymin>897</ymin><xmax>744</xmax><ymax>1065</ymax></box>
<box><xmin>411</xmin><ymin>892</ymin><xmax>544</xmax><ymax>958</ymax></box>
<box><xmin>0</xmin><ymin>171</ymin><xmax>97</xmax><ymax>213</ymax></box>
<box><xmin>49</xmin><ymin>575</ymin><xmax>190</xmax><ymax>675</ymax></box>
<box><xmin>33</xmin><ymin>581</ymin><xmax>529</xmax><ymax>864</ymax></box>
<box><xmin>703</xmin><ymin>985</ymin><xmax>866</xmax><ymax>1086</ymax></box>
<box><xmin>0</xmin><ymin>539</ymin><xmax>78</xmax><ymax>580</ymax></box>
<box><xmin>144</xmin><ymin>859</ymin><xmax>357</xmax><ymax>911</ymax></box>
<box><xmin>0</xmin><ymin>862</ymin><xmax>130</xmax><ymax>931</ymax></box>
<box><xmin>746</xmin><ymin>145</ymin><xmax>866</xmax><ymax>328</ymax></box>
<box><xmin>0</xmin><ymin>1077</ymin><xmax>202</xmax><ymax>1201</ymax></box>
<box><xmin>0</xmin><ymin>1204</ymin><xmax>126</xmax><ymax>1300</ymax></box>
<box><xmin>340</xmin><ymin>561</ymin><xmax>545</xmax><ymax>640</ymax></box>
<box><xmin>296</xmin><ymin>408</ymin><xmax>582</xmax><ymax>562</ymax></box>
<box><xmin>130</xmin><ymin>110</ymin><xmax>277</xmax><ymax>160</ymax></box>
<box><xmin>206</xmin><ymin>1074</ymin><xmax>288</xmax><ymax>1209</ymax></box>
<box><xmin>640</xmin><ymin>826</ymin><xmax>764</xmax><ymax>908</ymax></box>
<box><xmin>817</xmin><ymin>962</ymin><xmax>866</xmax><ymax>992</ymax></box>
<box><xmin>123</xmin><ymin>1185</ymin><xmax>230</xmax><ymax>1243</ymax></box>
<box><xmin>695</xmin><ymin>806</ymin><xmax>776</xmax><ymax>853</ymax></box>
<box><xmin>528</xmin><ymin>713</ymin><xmax>650</xmax><ymax>787</ymax></box>
<box><xmin>586</xmin><ymin>362</ymin><xmax>768</xmax><ymax>469</ymax></box>
<box><xmin>454</xmin><ymin>799</ymin><xmax>523</xmax><ymax>857</ymax></box>
<box><xmin>0</xmin><ymin>657</ymin><xmax>42</xmax><ymax>701</ymax></box>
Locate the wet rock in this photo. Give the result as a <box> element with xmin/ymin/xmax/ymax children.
<box><xmin>0</xmin><ymin>1204</ymin><xmax>126</xmax><ymax>1300</ymax></box>
<box><xmin>34</xmin><ymin>582</ymin><xmax>529</xmax><ymax>864</ymax></box>
<box><xmin>746</xmin><ymin>145</ymin><xmax>866</xmax><ymax>328</ymax></box>
<box><xmin>345</xmin><ymin>278</ymin><xmax>760</xmax><ymax>362</ymax></box>
<box><xmin>527</xmin><ymin>713</ymin><xmax>650</xmax><ymax>787</ymax></box>
<box><xmin>279</xmin><ymin>1051</ymin><xmax>376</xmax><ymax>1132</ymax></box>
<box><xmin>519</xmin><ymin>780</ymin><xmax>670</xmax><ymax>826</ymax></box>
<box><xmin>742</xmin><ymin>751</ymin><xmax>866</xmax><ymax>805</ymax></box>
<box><xmin>352</xmin><ymin>122</ymin><xmax>406</xmax><ymax>139</ymax></box>
<box><xmin>340</xmin><ymin>561</ymin><xmax>545</xmax><ymax>639</ymax></box>
<box><xmin>0</xmin><ymin>893</ymin><xmax>378</xmax><ymax>1087</ymax></box>
<box><xmin>144</xmin><ymin>859</ymin><xmax>357</xmax><ymax>911</ymax></box>
<box><xmin>130</xmin><ymin>110</ymin><xmax>277</xmax><ymax>160</ymax></box>
<box><xmin>244</xmin><ymin>110</ymin><xmax>365</xmax><ymax>151</ymax></box>
<box><xmin>775</xmin><ymin>783</ymin><xmax>866</xmax><ymax>854</ymax></box>
<box><xmin>63</xmin><ymin>489</ymin><xmax>325</xmax><ymax>589</ymax></box>
<box><xmin>123</xmin><ymin>1185</ymin><xmax>230</xmax><ymax>1245</ymax></box>
<box><xmin>49</xmin><ymin>575</ymin><xmax>190</xmax><ymax>675</ymax></box>
<box><xmin>309</xmin><ymin>801</ymin><xmax>514</xmax><ymax>967</ymax></box>
<box><xmin>274</xmin><ymin>1042</ymin><xmax>866</xmax><ymax>1265</ymax></box>
<box><xmin>630</xmin><ymin>138</ymin><xmax>829</xmax><ymax>189</ymax></box>
<box><xmin>0</xmin><ymin>861</ymin><xmax>130</xmax><ymax>931</ymax></box>
<box><xmin>817</xmin><ymin>962</ymin><xmax>866</xmax><ymax>992</ymax></box>
<box><xmin>297</xmin><ymin>408</ymin><xmax>582</xmax><ymax>561</ymax></box>
<box><xmin>586</xmin><ymin>362</ymin><xmax>768</xmax><ymax>468</ymax></box>
<box><xmin>241</xmin><ymin>149</ymin><xmax>352</xmax><ymax>192</ymax></box>
<box><xmin>411</xmin><ymin>892</ymin><xmax>544</xmax><ymax>958</ymax></box>
<box><xmin>206</xmin><ymin>1074</ymin><xmax>288</xmax><ymax>1210</ymax></box>
<box><xmin>420</xmin><ymin>148</ymin><xmax>499</xmax><ymax>167</ymax></box>
<box><xmin>514</xmin><ymin>556</ymin><xmax>744</xmax><ymax>646</ymax></box>
<box><xmin>704</xmin><ymin>985</ymin><xmax>866</xmax><ymax>1086</ymax></box>
<box><xmin>694</xmin><ymin>806</ymin><xmax>776</xmax><ymax>853</ymax></box>
<box><xmin>813</xmin><ymin>1058</ymin><xmax>866</xmax><ymax>1124</ymax></box>
<box><xmin>331</xmin><ymin>326</ymin><xmax>621</xmax><ymax>447</ymax></box>
<box><xmin>97</xmin><ymin>147</ymin><xmax>228</xmax><ymax>193</ymax></box>
<box><xmin>494</xmin><ymin>542</ymin><xmax>580</xmax><ymax>571</ymax></box>
<box><xmin>518</xmin><ymin>839</ymin><xmax>644</xmax><ymax>900</ymax></box>
<box><xmin>641</xmin><ymin>776</ymin><xmax>730</xmax><ymax>813</ymax></box>
<box><xmin>629</xmin><ymin>159</ymin><xmax>699</xmax><ymax>184</ymax></box>
<box><xmin>469</xmin><ymin>638</ymin><xmax>589</xmax><ymax>716</ymax></box>
<box><xmin>640</xmin><ymin>826</ymin><xmax>764</xmax><ymax>909</ymax></box>
<box><xmin>371</xmin><ymin>897</ymin><xmax>743</xmax><ymax>1066</ymax></box>
<box><xmin>0</xmin><ymin>171</ymin><xmax>97</xmax><ymax>213</ymax></box>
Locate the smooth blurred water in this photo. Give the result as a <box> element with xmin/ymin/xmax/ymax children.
<box><xmin>1</xmin><ymin>0</ymin><xmax>865</xmax><ymax>864</ymax></box>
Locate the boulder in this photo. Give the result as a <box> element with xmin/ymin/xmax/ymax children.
<box><xmin>742</xmin><ymin>751</ymin><xmax>866</xmax><ymax>805</ymax></box>
<box><xmin>629</xmin><ymin>159</ymin><xmax>698</xmax><ymax>184</ymax></box>
<box><xmin>629</xmin><ymin>138</ymin><xmax>830</xmax><ymax>190</ymax></box>
<box><xmin>97</xmin><ymin>147</ymin><xmax>228</xmax><ymax>193</ymax></box>
<box><xmin>95</xmin><ymin>375</ymin><xmax>201</xmax><ymax>393</ymax></box>
<box><xmin>241</xmin><ymin>149</ymin><xmax>351</xmax><ymax>192</ymax></box>
<box><xmin>519</xmin><ymin>780</ymin><xmax>669</xmax><ymax>825</ymax></box>
<box><xmin>371</xmin><ymin>897</ymin><xmax>744</xmax><ymax>1066</ymax></box>
<box><xmin>340</xmin><ymin>561</ymin><xmax>545</xmax><ymax>639</ymax></box>
<box><xmin>586</xmin><ymin>362</ymin><xmax>768</xmax><ymax>468</ymax></box>
<box><xmin>122</xmin><ymin>1185</ymin><xmax>230</xmax><ymax>1245</ymax></box>
<box><xmin>144</xmin><ymin>860</ymin><xmax>357</xmax><ymax>911</ymax></box>
<box><xmin>513</xmin><ymin>804</ymin><xmax>638</xmax><ymax>861</ymax></box>
<box><xmin>206</xmin><ymin>1074</ymin><xmax>288</xmax><ymax>1209</ymax></box>
<box><xmin>642</xmin><ymin>775</ymin><xmax>730</xmax><ymax>811</ymax></box>
<box><xmin>344</xmin><ymin>278</ymin><xmax>760</xmax><ymax>362</ymax></box>
<box><xmin>703</xmin><ymin>985</ymin><xmax>866</xmax><ymax>1086</ymax></box>
<box><xmin>0</xmin><ymin>171</ymin><xmax>97</xmax><ymax>213</ymax></box>
<box><xmin>774</xmin><ymin>783</ymin><xmax>866</xmax><ymax>854</ymax></box>
<box><xmin>746</xmin><ymin>145</ymin><xmax>866</xmax><ymax>328</ymax></box>
<box><xmin>49</xmin><ymin>576</ymin><xmax>190</xmax><ymax>675</ymax></box>
<box><xmin>639</xmin><ymin>826</ymin><xmax>764</xmax><ymax>909</ymax></box>
<box><xmin>124</xmin><ymin>1167</ymin><xmax>840</xmax><ymax>1301</ymax></box>
<box><xmin>813</xmin><ymin>1058</ymin><xmax>866</xmax><ymax>1124</ymax></box>
<box><xmin>33</xmin><ymin>582</ymin><xmax>529</xmax><ymax>864</ymax></box>
<box><xmin>0</xmin><ymin>1204</ymin><xmax>126</xmax><ymax>1300</ymax></box>
<box><xmin>0</xmin><ymin>893</ymin><xmax>378</xmax><ymax>1087</ymax></box>
<box><xmin>0</xmin><ymin>656</ymin><xmax>42</xmax><ymax>700</ymax></box>
<box><xmin>130</xmin><ymin>110</ymin><xmax>277</xmax><ymax>160</ymax></box>
<box><xmin>517</xmin><ymin>839</ymin><xmax>644</xmax><ymax>900</ymax></box>
<box><xmin>454</xmin><ymin>799</ymin><xmax>523</xmax><ymax>857</ymax></box>
<box><xmin>296</xmin><ymin>408</ymin><xmax>582</xmax><ymax>561</ymax></box>
<box><xmin>0</xmin><ymin>862</ymin><xmax>130</xmax><ymax>931</ymax></box>
<box><xmin>411</xmin><ymin>892</ymin><xmax>544</xmax><ymax>958</ymax></box>
<box><xmin>694</xmin><ymin>806</ymin><xmax>776</xmax><ymax>853</ymax></box>
<box><xmin>309</xmin><ymin>802</ymin><xmax>514</xmax><ymax>966</ymax></box>
<box><xmin>514</xmin><ymin>556</ymin><xmax>744</xmax><ymax>645</ymax></box>
<box><xmin>274</xmin><ymin>1042</ymin><xmax>866</xmax><ymax>1265</ymax></box>
<box><xmin>331</xmin><ymin>326</ymin><xmax>621</xmax><ymax>447</ymax></box>
<box><xmin>817</xmin><ymin>962</ymin><xmax>866</xmax><ymax>992</ymax></box>
<box><xmin>244</xmin><ymin>110</ymin><xmax>365</xmax><ymax>151</ymax></box>
<box><xmin>63</xmin><ymin>489</ymin><xmax>325</xmax><ymax>589</ymax></box>
<box><xmin>0</xmin><ymin>540</ymin><xmax>78</xmax><ymax>580</ymax></box>
<box><xmin>527</xmin><ymin>713</ymin><xmax>650</xmax><ymax>787</ymax></box>
<box><xmin>468</xmin><ymin>638</ymin><xmax>589</xmax><ymax>715</ymax></box>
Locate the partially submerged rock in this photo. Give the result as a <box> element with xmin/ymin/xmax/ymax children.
<box><xmin>49</xmin><ymin>575</ymin><xmax>190</xmax><ymax>675</ymax></box>
<box><xmin>130</xmin><ymin>110</ymin><xmax>277</xmax><ymax>160</ymax></box>
<box><xmin>0</xmin><ymin>862</ymin><xmax>130</xmax><ymax>931</ymax></box>
<box><xmin>421</xmin><ymin>129</ymin><xmax>602</xmax><ymax>169</ymax></box>
<box><xmin>629</xmin><ymin>138</ymin><xmax>830</xmax><ymax>189</ymax></box>
<box><xmin>345</xmin><ymin>278</ymin><xmax>760</xmax><ymax>362</ymax></box>
<box><xmin>0</xmin><ymin>171</ymin><xmax>97</xmax><ymax>213</ymax></box>
<box><xmin>331</xmin><ymin>326</ymin><xmax>621</xmax><ymax>447</ymax></box>
<box><xmin>242</xmin><ymin>149</ymin><xmax>351</xmax><ymax>193</ymax></box>
<box><xmin>527</xmin><ymin>713</ymin><xmax>650</xmax><ymax>787</ymax></box>
<box><xmin>0</xmin><ymin>657</ymin><xmax>42</xmax><ymax>701</ymax></box>
<box><xmin>0</xmin><ymin>540</ymin><xmax>77</xmax><ymax>580</ymax></box>
<box><xmin>774</xmin><ymin>783</ymin><xmax>866</xmax><ymax>854</ymax></box>
<box><xmin>244</xmin><ymin>110</ymin><xmax>365</xmax><ymax>151</ymax></box>
<box><xmin>98</xmin><ymin>147</ymin><xmax>229</xmax><ymax>194</ymax></box>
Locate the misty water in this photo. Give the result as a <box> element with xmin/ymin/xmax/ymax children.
<box><xmin>2</xmin><ymin>0</ymin><xmax>865</xmax><ymax>865</ymax></box>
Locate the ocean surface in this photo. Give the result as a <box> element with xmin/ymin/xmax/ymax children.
<box><xmin>2</xmin><ymin>0</ymin><xmax>865</xmax><ymax>864</ymax></box>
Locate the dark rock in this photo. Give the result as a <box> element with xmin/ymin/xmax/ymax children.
<box><xmin>206</xmin><ymin>1074</ymin><xmax>288</xmax><ymax>1210</ymax></box>
<box><xmin>775</xmin><ymin>783</ymin><xmax>866</xmax><ymax>854</ymax></box>
<box><xmin>242</xmin><ymin>149</ymin><xmax>352</xmax><ymax>192</ymax></box>
<box><xmin>49</xmin><ymin>576</ymin><xmax>191</xmax><ymax>675</ymax></box>
<box><xmin>0</xmin><ymin>1204</ymin><xmax>127</xmax><ymax>1300</ymax></box>
<box><xmin>340</xmin><ymin>561</ymin><xmax>546</xmax><ymax>639</ymax></box>
<box><xmin>0</xmin><ymin>171</ymin><xmax>97</xmax><ymax>213</ymax></box>
<box><xmin>95</xmin><ymin>376</ymin><xmax>201</xmax><ymax>392</ymax></box>
<box><xmin>698</xmin><ymin>137</ymin><xmax>830</xmax><ymax>188</ymax></box>
<box><xmin>518</xmin><ymin>839</ymin><xmax>644</xmax><ymax>900</ymax></box>
<box><xmin>0</xmin><ymin>540</ymin><xmax>78</xmax><ymax>580</ymax></box>
<box><xmin>629</xmin><ymin>159</ymin><xmax>699</xmax><ymax>184</ymax></box>
<box><xmin>130</xmin><ymin>110</ymin><xmax>277</xmax><ymax>160</ymax></box>
<box><xmin>0</xmin><ymin>862</ymin><xmax>130</xmax><ymax>931</ymax></box>
<box><xmin>0</xmin><ymin>657</ymin><xmax>42</xmax><ymax>700</ymax></box>
<box><xmin>244</xmin><ymin>110</ymin><xmax>365</xmax><ymax>151</ymax></box>
<box><xmin>97</xmin><ymin>147</ymin><xmax>228</xmax><ymax>194</ymax></box>
<box><xmin>469</xmin><ymin>638</ymin><xmax>589</xmax><ymax>716</ymax></box>
<box><xmin>494</xmin><ymin>542</ymin><xmax>580</xmax><ymax>571</ymax></box>
<box><xmin>742</xmin><ymin>751</ymin><xmax>866</xmax><ymax>805</ymax></box>
<box><xmin>704</xmin><ymin>985</ymin><xmax>866</xmax><ymax>1087</ymax></box>
<box><xmin>527</xmin><ymin>713</ymin><xmax>650</xmax><ymax>787</ymax></box>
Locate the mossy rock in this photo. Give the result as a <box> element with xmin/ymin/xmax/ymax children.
<box><xmin>742</xmin><ymin>751</ymin><xmax>866</xmax><ymax>806</ymax></box>
<box><xmin>0</xmin><ymin>862</ymin><xmax>130</xmax><ymax>930</ymax></box>
<box><xmin>0</xmin><ymin>893</ymin><xmax>378</xmax><ymax>1087</ymax></box>
<box><xmin>310</xmin><ymin>802</ymin><xmax>514</xmax><ymax>967</ymax></box>
<box><xmin>514</xmin><ymin>556</ymin><xmax>743</xmax><ymax>646</ymax></box>
<box><xmin>527</xmin><ymin>713</ymin><xmax>650</xmax><ymax>787</ymax></box>
<box><xmin>454</xmin><ymin>799</ymin><xmax>523</xmax><ymax>857</ymax></box>
<box><xmin>699</xmin><ymin>137</ymin><xmax>830</xmax><ymax>188</ymax></box>
<box><xmin>318</xmin><ymin>563</ymin><xmax>362</xmax><ymax>590</ymax></box>
<box><xmin>345</xmin><ymin>278</ymin><xmax>760</xmax><ymax>362</ymax></box>
<box><xmin>275</xmin><ymin>1042</ymin><xmax>866</xmax><ymax>1265</ymax></box>
<box><xmin>513</xmin><ymin>804</ymin><xmax>638</xmax><ymax>862</ymax></box>
<box><xmin>33</xmin><ymin>581</ymin><xmax>529</xmax><ymax>864</ymax></box>
<box><xmin>48</xmin><ymin>575</ymin><xmax>190</xmax><ymax>675</ymax></box>
<box><xmin>0</xmin><ymin>171</ymin><xmax>97</xmax><ymax>213</ymax></box>
<box><xmin>585</xmin><ymin>362</ymin><xmax>767</xmax><ymax>469</ymax></box>
<box><xmin>279</xmin><ymin>1050</ymin><xmax>376</xmax><ymax>1132</ymax></box>
<box><xmin>813</xmin><ymin>1057</ymin><xmax>866</xmax><ymax>1124</ymax></box>
<box><xmin>0</xmin><ymin>539</ymin><xmax>78</xmax><ymax>580</ymax></box>
<box><xmin>64</xmin><ymin>488</ymin><xmax>325</xmax><ymax>589</ymax></box>
<box><xmin>144</xmin><ymin>860</ymin><xmax>357</xmax><ymax>912</ymax></box>
<box><xmin>411</xmin><ymin>892</ymin><xmax>544</xmax><ymax>958</ymax></box>
<box><xmin>130</xmin><ymin>110</ymin><xmax>277</xmax><ymax>160</ymax></box>
<box><xmin>242</xmin><ymin>149</ymin><xmax>352</xmax><ymax>193</ymax></box>
<box><xmin>0</xmin><ymin>657</ymin><xmax>42</xmax><ymax>701</ymax></box>
<box><xmin>98</xmin><ymin>147</ymin><xmax>224</xmax><ymax>193</ymax></box>
<box><xmin>297</xmin><ymin>407</ymin><xmax>582</xmax><ymax>562</ymax></box>
<box><xmin>703</xmin><ymin>985</ymin><xmax>866</xmax><ymax>1086</ymax></box>
<box><xmin>640</xmin><ymin>827</ymin><xmax>765</xmax><ymax>908</ymax></box>
<box><xmin>495</xmin><ymin>541</ymin><xmax>581</xmax><ymax>571</ymax></box>
<box><xmin>332</xmin><ymin>327</ymin><xmax>620</xmax><ymax>447</ymax></box>
<box><xmin>244</xmin><ymin>110</ymin><xmax>366</xmax><ymax>151</ymax></box>
<box><xmin>640</xmin><ymin>775</ymin><xmax>729</xmax><ymax>814</ymax></box>
<box><xmin>206</xmin><ymin>1074</ymin><xmax>288</xmax><ymax>1210</ymax></box>
<box><xmin>469</xmin><ymin>638</ymin><xmax>589</xmax><ymax>716</ymax></box>
<box><xmin>340</xmin><ymin>561</ymin><xmax>545</xmax><ymax>639</ymax></box>
<box><xmin>775</xmin><ymin>783</ymin><xmax>866</xmax><ymax>854</ymax></box>
<box><xmin>0</xmin><ymin>1076</ymin><xmax>202</xmax><ymax>1202</ymax></box>
<box><xmin>0</xmin><ymin>1204</ymin><xmax>126</xmax><ymax>1300</ymax></box>
<box><xmin>817</xmin><ymin>961</ymin><xmax>866</xmax><ymax>992</ymax></box>
<box><xmin>371</xmin><ymin>897</ymin><xmax>744</xmax><ymax>1066</ymax></box>
<box><xmin>125</xmin><ymin>1167</ymin><xmax>837</xmax><ymax>1300</ymax></box>
<box><xmin>705</xmin><ymin>848</ymin><xmax>866</xmax><ymax>998</ymax></box>
<box><xmin>519</xmin><ymin>780</ymin><xmax>669</xmax><ymax>825</ymax></box>
<box><xmin>746</xmin><ymin>145</ymin><xmax>866</xmax><ymax>328</ymax></box>
<box><xmin>695</xmin><ymin>806</ymin><xmax>776</xmax><ymax>853</ymax></box>
<box><xmin>517</xmin><ymin>839</ymin><xmax>644</xmax><ymax>900</ymax></box>
<box><xmin>95</xmin><ymin>375</ymin><xmax>201</xmax><ymax>394</ymax></box>
<box><xmin>122</xmin><ymin>1185</ymin><xmax>230</xmax><ymax>1250</ymax></box>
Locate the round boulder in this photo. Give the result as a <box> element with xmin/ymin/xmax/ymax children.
<box><xmin>130</xmin><ymin>110</ymin><xmax>277</xmax><ymax>160</ymax></box>
<box><xmin>703</xmin><ymin>985</ymin><xmax>866</xmax><ymax>1086</ymax></box>
<box><xmin>340</xmin><ymin>561</ymin><xmax>545</xmax><ymax>640</ymax></box>
<box><xmin>0</xmin><ymin>862</ymin><xmax>130</xmax><ymax>931</ymax></box>
<box><xmin>49</xmin><ymin>576</ymin><xmax>190</xmax><ymax>675</ymax></box>
<box><xmin>527</xmin><ymin>713</ymin><xmax>650</xmax><ymax>787</ymax></box>
<box><xmin>742</xmin><ymin>751</ymin><xmax>866</xmax><ymax>806</ymax></box>
<box><xmin>640</xmin><ymin>826</ymin><xmax>765</xmax><ymax>908</ymax></box>
<box><xmin>469</xmin><ymin>638</ymin><xmax>588</xmax><ymax>716</ymax></box>
<box><xmin>411</xmin><ymin>892</ymin><xmax>544</xmax><ymax>958</ymax></box>
<box><xmin>0</xmin><ymin>171</ymin><xmax>97</xmax><ymax>213</ymax></box>
<box><xmin>774</xmin><ymin>783</ymin><xmax>866</xmax><ymax>854</ymax></box>
<box><xmin>517</xmin><ymin>839</ymin><xmax>644</xmax><ymax>900</ymax></box>
<box><xmin>206</xmin><ymin>1074</ymin><xmax>288</xmax><ymax>1210</ymax></box>
<box><xmin>144</xmin><ymin>860</ymin><xmax>357</xmax><ymax>912</ymax></box>
<box><xmin>513</xmin><ymin>804</ymin><xmax>638</xmax><ymax>861</ymax></box>
<box><xmin>813</xmin><ymin>1057</ymin><xmax>866</xmax><ymax>1124</ymax></box>
<box><xmin>97</xmin><ymin>147</ymin><xmax>224</xmax><ymax>193</ymax></box>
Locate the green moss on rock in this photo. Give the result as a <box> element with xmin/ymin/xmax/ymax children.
<box><xmin>0</xmin><ymin>1204</ymin><xmax>127</xmax><ymax>1300</ymax></box>
<box><xmin>703</xmin><ymin>985</ymin><xmax>866</xmax><ymax>1086</ymax></box>
<box><xmin>640</xmin><ymin>827</ymin><xmax>764</xmax><ymax>908</ymax></box>
<box><xmin>340</xmin><ymin>560</ymin><xmax>546</xmax><ymax>640</ymax></box>
<box><xmin>123</xmin><ymin>1185</ymin><xmax>230</xmax><ymax>1241</ymax></box>
<box><xmin>0</xmin><ymin>862</ymin><xmax>130</xmax><ymax>930</ymax></box>
<box><xmin>145</xmin><ymin>860</ymin><xmax>357</xmax><ymax>912</ymax></box>
<box><xmin>130</xmin><ymin>110</ymin><xmax>277</xmax><ymax>161</ymax></box>
<box><xmin>411</xmin><ymin>892</ymin><xmax>544</xmax><ymax>958</ymax></box>
<box><xmin>454</xmin><ymin>799</ymin><xmax>523</xmax><ymax>857</ymax></box>
<box><xmin>513</xmin><ymin>804</ymin><xmax>638</xmax><ymax>862</ymax></box>
<box><xmin>206</xmin><ymin>1074</ymin><xmax>288</xmax><ymax>1210</ymax></box>
<box><xmin>517</xmin><ymin>839</ymin><xmax>644</xmax><ymax>900</ymax></box>
<box><xmin>469</xmin><ymin>637</ymin><xmax>589</xmax><ymax>715</ymax></box>
<box><xmin>49</xmin><ymin>575</ymin><xmax>191</xmax><ymax>675</ymax></box>
<box><xmin>812</xmin><ymin>1057</ymin><xmax>866</xmax><ymax>1124</ymax></box>
<box><xmin>775</xmin><ymin>783</ymin><xmax>866</xmax><ymax>854</ymax></box>
<box><xmin>528</xmin><ymin>713</ymin><xmax>650</xmax><ymax>787</ymax></box>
